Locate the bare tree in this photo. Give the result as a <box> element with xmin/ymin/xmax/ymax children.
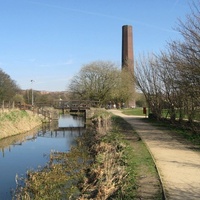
<box><xmin>135</xmin><ymin>54</ymin><xmax>164</xmax><ymax>119</ymax></box>
<box><xmin>167</xmin><ymin>0</ymin><xmax>200</xmax><ymax>122</ymax></box>
<box><xmin>153</xmin><ymin>52</ymin><xmax>185</xmax><ymax>121</ymax></box>
<box><xmin>135</xmin><ymin>1</ymin><xmax>200</xmax><ymax>124</ymax></box>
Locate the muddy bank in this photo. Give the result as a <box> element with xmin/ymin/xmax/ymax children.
<box><xmin>0</xmin><ymin>109</ymin><xmax>43</xmax><ymax>140</ymax></box>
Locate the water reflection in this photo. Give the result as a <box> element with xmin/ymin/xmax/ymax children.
<box><xmin>0</xmin><ymin>127</ymin><xmax>40</xmax><ymax>158</ymax></box>
<box><xmin>58</xmin><ymin>114</ymin><xmax>85</xmax><ymax>128</ymax></box>
<box><xmin>0</xmin><ymin>114</ymin><xmax>85</xmax><ymax>199</ymax></box>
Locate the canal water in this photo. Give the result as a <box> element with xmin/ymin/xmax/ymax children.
<box><xmin>0</xmin><ymin>114</ymin><xmax>85</xmax><ymax>200</ymax></box>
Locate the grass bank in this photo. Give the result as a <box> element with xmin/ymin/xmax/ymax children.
<box><xmin>14</xmin><ymin>110</ymin><xmax>162</xmax><ymax>199</ymax></box>
<box><xmin>0</xmin><ymin>109</ymin><xmax>43</xmax><ymax>140</ymax></box>
<box><xmin>111</xmin><ymin>115</ymin><xmax>163</xmax><ymax>199</ymax></box>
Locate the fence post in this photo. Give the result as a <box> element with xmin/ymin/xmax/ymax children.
<box><xmin>2</xmin><ymin>100</ymin><xmax>4</xmax><ymax>112</ymax></box>
<box><xmin>12</xmin><ymin>101</ymin><xmax>15</xmax><ymax>109</ymax></box>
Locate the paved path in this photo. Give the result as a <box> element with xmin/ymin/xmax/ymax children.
<box><xmin>110</xmin><ymin>110</ymin><xmax>200</xmax><ymax>200</ymax></box>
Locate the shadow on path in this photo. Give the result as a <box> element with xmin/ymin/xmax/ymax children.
<box><xmin>110</xmin><ymin>110</ymin><xmax>200</xmax><ymax>200</ymax></box>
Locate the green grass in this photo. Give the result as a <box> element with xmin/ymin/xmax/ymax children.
<box><xmin>111</xmin><ymin>115</ymin><xmax>162</xmax><ymax>199</ymax></box>
<box><xmin>123</xmin><ymin>108</ymin><xmax>200</xmax><ymax>121</ymax></box>
<box><xmin>121</xmin><ymin>107</ymin><xmax>147</xmax><ymax>116</ymax></box>
<box><xmin>0</xmin><ymin>110</ymin><xmax>28</xmax><ymax>122</ymax></box>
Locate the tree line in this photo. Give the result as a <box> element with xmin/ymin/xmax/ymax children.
<box><xmin>0</xmin><ymin>68</ymin><xmax>19</xmax><ymax>103</ymax></box>
<box><xmin>135</xmin><ymin>1</ymin><xmax>200</xmax><ymax>124</ymax></box>
<box><xmin>0</xmin><ymin>68</ymin><xmax>69</xmax><ymax>107</ymax></box>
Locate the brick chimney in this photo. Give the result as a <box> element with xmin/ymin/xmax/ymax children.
<box><xmin>122</xmin><ymin>25</ymin><xmax>135</xmax><ymax>108</ymax></box>
<box><xmin>122</xmin><ymin>25</ymin><xmax>134</xmax><ymax>72</ymax></box>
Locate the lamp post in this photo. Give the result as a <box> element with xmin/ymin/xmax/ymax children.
<box><xmin>31</xmin><ymin>80</ymin><xmax>34</xmax><ymax>106</ymax></box>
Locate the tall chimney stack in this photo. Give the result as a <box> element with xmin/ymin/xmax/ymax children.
<box><xmin>122</xmin><ymin>25</ymin><xmax>134</xmax><ymax>72</ymax></box>
<box><xmin>122</xmin><ymin>25</ymin><xmax>135</xmax><ymax>107</ymax></box>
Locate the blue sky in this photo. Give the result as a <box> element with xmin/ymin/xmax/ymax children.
<box><xmin>0</xmin><ymin>0</ymin><xmax>192</xmax><ymax>91</ymax></box>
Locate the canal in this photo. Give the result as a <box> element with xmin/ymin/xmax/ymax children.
<box><xmin>0</xmin><ymin>114</ymin><xmax>85</xmax><ymax>199</ymax></box>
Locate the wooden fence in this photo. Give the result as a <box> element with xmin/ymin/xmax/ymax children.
<box><xmin>0</xmin><ymin>101</ymin><xmax>33</xmax><ymax>112</ymax></box>
<box><xmin>0</xmin><ymin>101</ymin><xmax>59</xmax><ymax>122</ymax></box>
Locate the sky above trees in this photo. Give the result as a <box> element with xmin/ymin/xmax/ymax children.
<box><xmin>0</xmin><ymin>0</ymin><xmax>193</xmax><ymax>91</ymax></box>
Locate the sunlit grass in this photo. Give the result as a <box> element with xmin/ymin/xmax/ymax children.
<box><xmin>111</xmin><ymin>115</ymin><xmax>162</xmax><ymax>199</ymax></box>
<box><xmin>0</xmin><ymin>110</ymin><xmax>42</xmax><ymax>140</ymax></box>
<box><xmin>0</xmin><ymin>110</ymin><xmax>28</xmax><ymax>122</ymax></box>
<box><xmin>121</xmin><ymin>107</ymin><xmax>147</xmax><ymax>116</ymax></box>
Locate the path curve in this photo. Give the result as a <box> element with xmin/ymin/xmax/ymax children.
<box><xmin>110</xmin><ymin>109</ymin><xmax>200</xmax><ymax>200</ymax></box>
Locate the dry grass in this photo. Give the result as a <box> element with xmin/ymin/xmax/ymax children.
<box><xmin>0</xmin><ymin>109</ymin><xmax>42</xmax><ymax>140</ymax></box>
<box><xmin>14</xmin><ymin>110</ymin><xmax>141</xmax><ymax>199</ymax></box>
<box><xmin>78</xmin><ymin>113</ymin><xmax>128</xmax><ymax>199</ymax></box>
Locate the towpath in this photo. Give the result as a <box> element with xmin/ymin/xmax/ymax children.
<box><xmin>109</xmin><ymin>109</ymin><xmax>200</xmax><ymax>200</ymax></box>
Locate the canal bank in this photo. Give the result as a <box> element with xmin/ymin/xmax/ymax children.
<box><xmin>15</xmin><ymin>109</ymin><xmax>163</xmax><ymax>199</ymax></box>
<box><xmin>0</xmin><ymin>113</ymin><xmax>85</xmax><ymax>199</ymax></box>
<box><xmin>0</xmin><ymin>109</ymin><xmax>43</xmax><ymax>140</ymax></box>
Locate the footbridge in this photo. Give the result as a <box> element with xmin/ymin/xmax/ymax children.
<box><xmin>35</xmin><ymin>100</ymin><xmax>100</xmax><ymax>119</ymax></box>
<box><xmin>52</xmin><ymin>100</ymin><xmax>99</xmax><ymax>112</ymax></box>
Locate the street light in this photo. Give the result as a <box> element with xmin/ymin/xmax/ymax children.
<box><xmin>31</xmin><ymin>80</ymin><xmax>34</xmax><ymax>106</ymax></box>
